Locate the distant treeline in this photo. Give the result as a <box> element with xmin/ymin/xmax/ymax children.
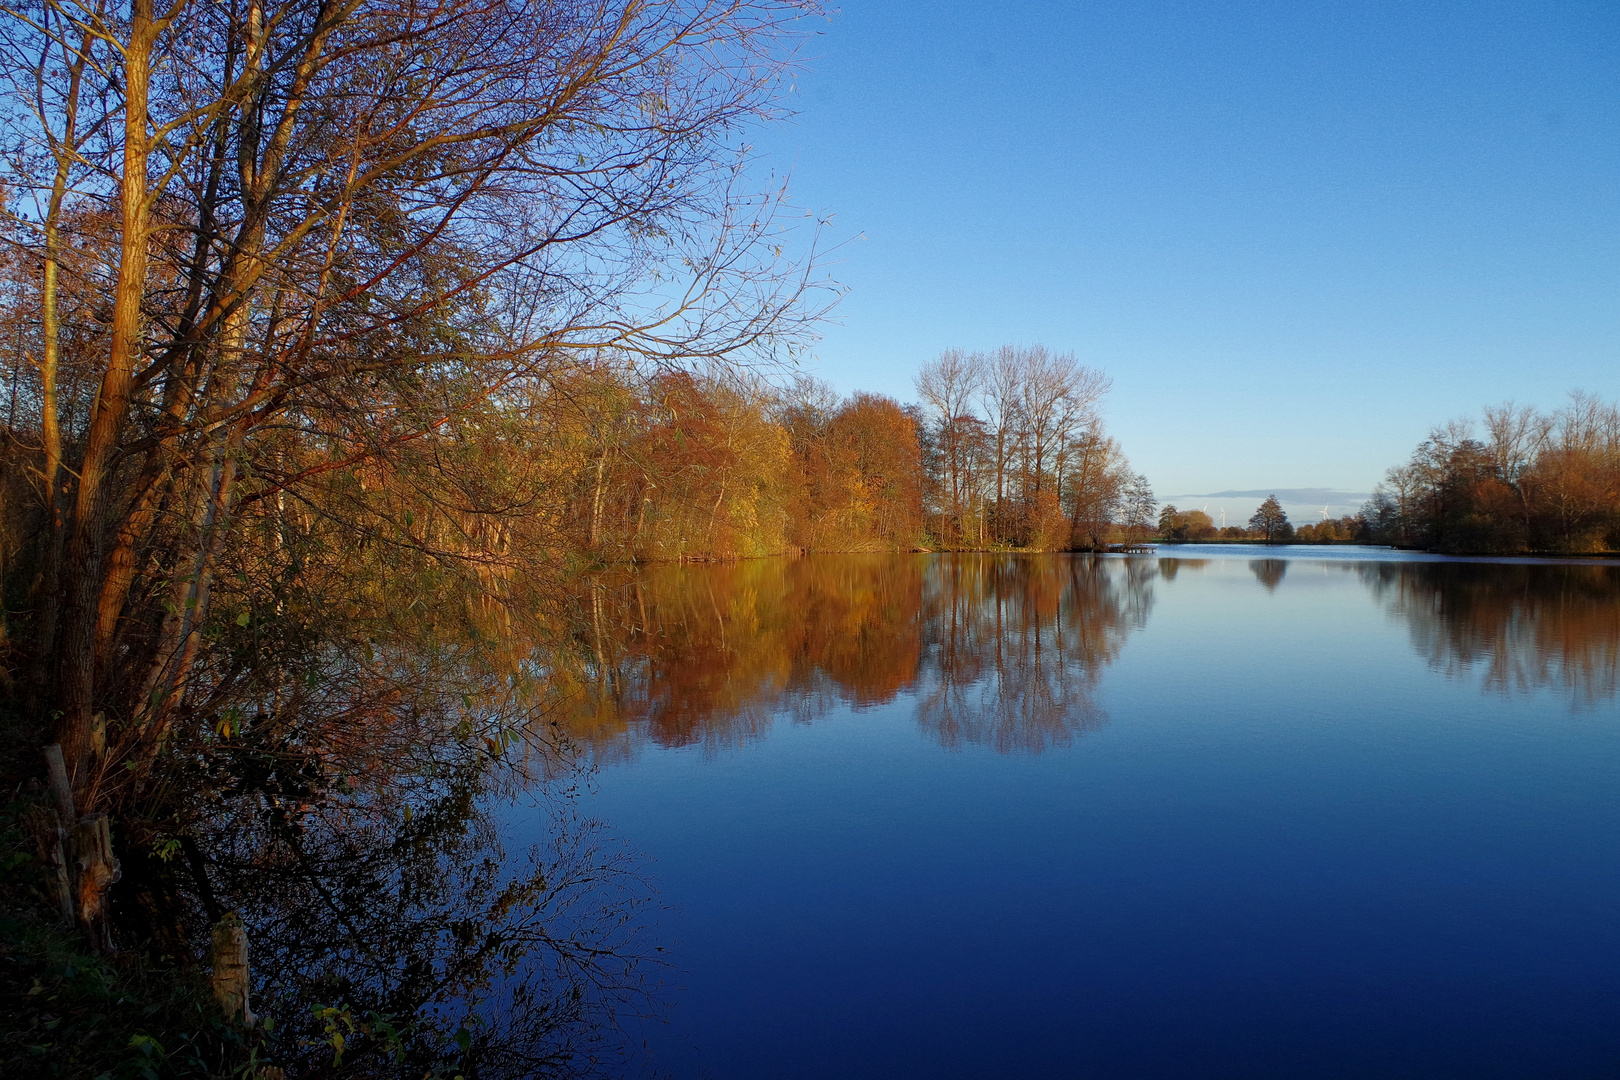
<box><xmin>1155</xmin><ymin>393</ymin><xmax>1620</xmax><ymax>554</ymax></box>
<box><xmin>1156</xmin><ymin>500</ymin><xmax>1370</xmax><ymax>545</ymax></box>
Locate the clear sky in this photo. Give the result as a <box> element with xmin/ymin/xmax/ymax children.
<box><xmin>756</xmin><ymin>0</ymin><xmax>1620</xmax><ymax>500</ymax></box>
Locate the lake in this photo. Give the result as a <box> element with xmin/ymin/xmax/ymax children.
<box><xmin>520</xmin><ymin>547</ymin><xmax>1620</xmax><ymax>1078</ymax></box>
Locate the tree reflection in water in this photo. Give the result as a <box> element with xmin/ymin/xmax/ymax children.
<box><xmin>112</xmin><ymin>592</ymin><xmax>667</xmax><ymax>1077</ymax></box>
<box><xmin>1360</xmin><ymin>561</ymin><xmax>1620</xmax><ymax>706</ymax></box>
<box><xmin>915</xmin><ymin>555</ymin><xmax>1155</xmax><ymax>752</ymax></box>
<box><xmin>122</xmin><ymin>750</ymin><xmax>662</xmax><ymax>1078</ymax></box>
<box><xmin>1249</xmin><ymin>558</ymin><xmax>1288</xmax><ymax>591</ymax></box>
<box><xmin>111</xmin><ymin>553</ymin><xmax>1620</xmax><ymax>1076</ymax></box>
<box><xmin>561</xmin><ymin>554</ymin><xmax>1157</xmax><ymax>756</ymax></box>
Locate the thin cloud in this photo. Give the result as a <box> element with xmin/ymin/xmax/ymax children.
<box><xmin>1165</xmin><ymin>488</ymin><xmax>1372</xmax><ymax>504</ymax></box>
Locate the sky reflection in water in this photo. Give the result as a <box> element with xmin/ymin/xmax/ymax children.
<box><xmin>536</xmin><ymin>549</ymin><xmax>1620</xmax><ymax>1078</ymax></box>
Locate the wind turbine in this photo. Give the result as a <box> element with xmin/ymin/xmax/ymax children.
<box><xmin>1320</xmin><ymin>503</ymin><xmax>1330</xmax><ymax>521</ymax></box>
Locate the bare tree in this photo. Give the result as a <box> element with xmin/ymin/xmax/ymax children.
<box><xmin>914</xmin><ymin>347</ymin><xmax>983</xmax><ymax>541</ymax></box>
<box><xmin>979</xmin><ymin>345</ymin><xmax>1025</xmax><ymax>538</ymax></box>
<box><xmin>1483</xmin><ymin>401</ymin><xmax>1553</xmax><ymax>539</ymax></box>
<box><xmin>1018</xmin><ymin>347</ymin><xmax>1110</xmax><ymax>502</ymax></box>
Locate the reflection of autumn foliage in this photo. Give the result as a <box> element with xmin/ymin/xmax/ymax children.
<box><xmin>556</xmin><ymin>555</ymin><xmax>1153</xmax><ymax>754</ymax></box>
<box><xmin>1361</xmin><ymin>562</ymin><xmax>1620</xmax><ymax>706</ymax></box>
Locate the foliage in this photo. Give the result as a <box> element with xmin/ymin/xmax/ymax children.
<box><xmin>1294</xmin><ymin>515</ymin><xmax>1370</xmax><ymax>544</ymax></box>
<box><xmin>780</xmin><ymin>386</ymin><xmax>926</xmax><ymax>551</ymax></box>
<box><xmin>1247</xmin><ymin>495</ymin><xmax>1292</xmax><ymax>543</ymax></box>
<box><xmin>1157</xmin><ymin>506</ymin><xmax>1216</xmax><ymax>542</ymax></box>
<box><xmin>1365</xmin><ymin>395</ymin><xmax>1620</xmax><ymax>553</ymax></box>
<box><xmin>0</xmin><ymin>790</ymin><xmax>245</xmax><ymax>1080</ymax></box>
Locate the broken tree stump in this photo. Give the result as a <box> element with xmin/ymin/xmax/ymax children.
<box><xmin>211</xmin><ymin>912</ymin><xmax>257</xmax><ymax>1027</ymax></box>
<box><xmin>70</xmin><ymin>813</ymin><xmax>119</xmax><ymax>953</ymax></box>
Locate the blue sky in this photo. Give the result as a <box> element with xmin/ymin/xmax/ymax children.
<box><xmin>755</xmin><ymin>0</ymin><xmax>1620</xmax><ymax>500</ymax></box>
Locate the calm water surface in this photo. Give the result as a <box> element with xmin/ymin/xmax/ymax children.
<box><xmin>523</xmin><ymin>547</ymin><xmax>1620</xmax><ymax>1078</ymax></box>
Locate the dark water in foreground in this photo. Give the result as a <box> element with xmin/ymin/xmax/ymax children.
<box><xmin>526</xmin><ymin>547</ymin><xmax>1620</xmax><ymax>1078</ymax></box>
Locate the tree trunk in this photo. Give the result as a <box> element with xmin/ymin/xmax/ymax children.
<box><xmin>30</xmin><ymin>23</ymin><xmax>99</xmax><ymax>706</ymax></box>
<box><xmin>57</xmin><ymin>1</ymin><xmax>158</xmax><ymax>787</ymax></box>
<box><xmin>590</xmin><ymin>446</ymin><xmax>610</xmax><ymax>547</ymax></box>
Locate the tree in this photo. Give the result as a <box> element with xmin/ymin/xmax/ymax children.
<box><xmin>980</xmin><ymin>345</ymin><xmax>1024</xmax><ymax>539</ymax></box>
<box><xmin>1182</xmin><ymin>509</ymin><xmax>1216</xmax><ymax>540</ymax></box>
<box><xmin>1249</xmin><ymin>495</ymin><xmax>1290</xmax><ymax>542</ymax></box>
<box><xmin>818</xmin><ymin>392</ymin><xmax>925</xmax><ymax>548</ymax></box>
<box><xmin>1157</xmin><ymin>505</ymin><xmax>1213</xmax><ymax>541</ymax></box>
<box><xmin>1295</xmin><ymin>514</ymin><xmax>1367</xmax><ymax>544</ymax></box>
<box><xmin>914</xmin><ymin>348</ymin><xmax>983</xmax><ymax>542</ymax></box>
<box><xmin>0</xmin><ymin>0</ymin><xmax>831</xmax><ymax>810</ymax></box>
<box><xmin>909</xmin><ymin>344</ymin><xmax>1131</xmax><ymax>548</ymax></box>
<box><xmin>1065</xmin><ymin>429</ymin><xmax>1130</xmax><ymax>550</ymax></box>
<box><xmin>1122</xmin><ymin>473</ymin><xmax>1156</xmax><ymax>542</ymax></box>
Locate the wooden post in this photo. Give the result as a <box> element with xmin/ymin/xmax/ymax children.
<box><xmin>42</xmin><ymin>744</ymin><xmax>75</xmax><ymax>822</ymax></box>
<box><xmin>211</xmin><ymin>912</ymin><xmax>257</xmax><ymax>1027</ymax></box>
<box><xmin>70</xmin><ymin>813</ymin><xmax>118</xmax><ymax>953</ymax></box>
<box><xmin>42</xmin><ymin>743</ymin><xmax>120</xmax><ymax>950</ymax></box>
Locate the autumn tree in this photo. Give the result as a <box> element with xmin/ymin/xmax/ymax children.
<box><xmin>779</xmin><ymin>382</ymin><xmax>923</xmax><ymax>550</ymax></box>
<box><xmin>1365</xmin><ymin>394</ymin><xmax>1620</xmax><ymax>554</ymax></box>
<box><xmin>1158</xmin><ymin>506</ymin><xmax>1215</xmax><ymax>541</ymax></box>
<box><xmin>1294</xmin><ymin>514</ymin><xmax>1368</xmax><ymax>543</ymax></box>
<box><xmin>823</xmin><ymin>393</ymin><xmax>925</xmax><ymax>547</ymax></box>
<box><xmin>0</xmin><ymin>0</ymin><xmax>831</xmax><ymax>813</ymax></box>
<box><xmin>1064</xmin><ymin>428</ymin><xmax>1130</xmax><ymax>550</ymax></box>
<box><xmin>628</xmin><ymin>371</ymin><xmax>792</xmax><ymax>559</ymax></box>
<box><xmin>1248</xmin><ymin>495</ymin><xmax>1290</xmax><ymax>542</ymax></box>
